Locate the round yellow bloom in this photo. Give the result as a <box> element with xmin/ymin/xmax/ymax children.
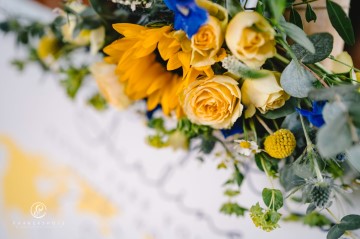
<box><xmin>181</xmin><ymin>75</ymin><xmax>243</xmax><ymax>129</ymax></box>
<box><xmin>241</xmin><ymin>71</ymin><xmax>290</xmax><ymax>118</ymax></box>
<box><xmin>191</xmin><ymin>16</ymin><xmax>224</xmax><ymax>67</ymax></box>
<box><xmin>90</xmin><ymin>62</ymin><xmax>132</xmax><ymax>110</ymax></box>
<box><xmin>226</xmin><ymin>11</ymin><xmax>276</xmax><ymax>68</ymax></box>
<box><xmin>264</xmin><ymin>129</ymin><xmax>296</xmax><ymax>159</ymax></box>
<box><xmin>37</xmin><ymin>35</ymin><xmax>60</xmax><ymax>60</ymax></box>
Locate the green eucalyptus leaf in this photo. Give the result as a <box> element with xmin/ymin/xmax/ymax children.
<box><xmin>339</xmin><ymin>214</ymin><xmax>360</xmax><ymax>231</ymax></box>
<box><xmin>263</xmin><ymin>98</ymin><xmax>297</xmax><ymax>119</ymax></box>
<box><xmin>317</xmin><ymin>111</ymin><xmax>352</xmax><ymax>158</ymax></box>
<box><xmin>326</xmin><ymin>0</ymin><xmax>355</xmax><ymax>45</ymax></box>
<box><xmin>305</xmin><ymin>4</ymin><xmax>317</xmax><ymax>22</ymax></box>
<box><xmin>281</xmin><ymin>21</ymin><xmax>315</xmax><ymax>53</ymax></box>
<box><xmin>291</xmin><ymin>33</ymin><xmax>333</xmax><ymax>64</ymax></box>
<box><xmin>347</xmin><ymin>146</ymin><xmax>360</xmax><ymax>173</ymax></box>
<box><xmin>289</xmin><ymin>7</ymin><xmax>303</xmax><ymax>29</ymax></box>
<box><xmin>262</xmin><ymin>188</ymin><xmax>283</xmax><ymax>211</ymax></box>
<box><xmin>280</xmin><ymin>60</ymin><xmax>316</xmax><ymax>98</ymax></box>
<box><xmin>226</xmin><ymin>0</ymin><xmax>244</xmax><ymax>18</ymax></box>
<box><xmin>327</xmin><ymin>224</ymin><xmax>345</xmax><ymax>239</ymax></box>
<box><xmin>279</xmin><ymin>165</ymin><xmax>304</xmax><ymax>191</ymax></box>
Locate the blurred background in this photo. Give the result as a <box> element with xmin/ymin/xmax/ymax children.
<box><xmin>0</xmin><ymin>0</ymin><xmax>358</xmax><ymax>239</ymax></box>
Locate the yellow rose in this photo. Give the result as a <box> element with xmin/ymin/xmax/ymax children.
<box><xmin>191</xmin><ymin>16</ymin><xmax>225</xmax><ymax>67</ymax></box>
<box><xmin>330</xmin><ymin>51</ymin><xmax>353</xmax><ymax>73</ymax></box>
<box><xmin>181</xmin><ymin>75</ymin><xmax>243</xmax><ymax>129</ymax></box>
<box><xmin>241</xmin><ymin>71</ymin><xmax>290</xmax><ymax>118</ymax></box>
<box><xmin>90</xmin><ymin>62</ymin><xmax>133</xmax><ymax>110</ymax></box>
<box><xmin>226</xmin><ymin>11</ymin><xmax>276</xmax><ymax>68</ymax></box>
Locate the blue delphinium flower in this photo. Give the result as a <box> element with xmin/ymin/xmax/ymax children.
<box><xmin>163</xmin><ymin>0</ymin><xmax>208</xmax><ymax>37</ymax></box>
<box><xmin>296</xmin><ymin>101</ymin><xmax>326</xmax><ymax>128</ymax></box>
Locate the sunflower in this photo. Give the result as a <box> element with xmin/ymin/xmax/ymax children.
<box><xmin>104</xmin><ymin>23</ymin><xmax>193</xmax><ymax>117</ymax></box>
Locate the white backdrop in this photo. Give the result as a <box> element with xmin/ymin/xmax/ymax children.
<box><xmin>0</xmin><ymin>1</ymin><xmax>329</xmax><ymax>238</ymax></box>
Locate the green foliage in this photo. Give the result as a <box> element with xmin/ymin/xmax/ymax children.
<box><xmin>289</xmin><ymin>8</ymin><xmax>303</xmax><ymax>29</ymax></box>
<box><xmin>255</xmin><ymin>153</ymin><xmax>279</xmax><ymax>177</ymax></box>
<box><xmin>87</xmin><ymin>93</ymin><xmax>107</xmax><ymax>111</ymax></box>
<box><xmin>226</xmin><ymin>0</ymin><xmax>244</xmax><ymax>18</ymax></box>
<box><xmin>303</xmin><ymin>212</ymin><xmax>332</xmax><ymax>227</ymax></box>
<box><xmin>60</xmin><ymin>66</ymin><xmax>89</xmax><ymax>99</ymax></box>
<box><xmin>262</xmin><ymin>188</ymin><xmax>283</xmax><ymax>211</ymax></box>
<box><xmin>250</xmin><ymin>203</ymin><xmax>281</xmax><ymax>232</ymax></box>
<box><xmin>326</xmin><ymin>0</ymin><xmax>355</xmax><ymax>46</ymax></box>
<box><xmin>347</xmin><ymin>146</ymin><xmax>360</xmax><ymax>172</ymax></box>
<box><xmin>280</xmin><ymin>60</ymin><xmax>316</xmax><ymax>98</ymax></box>
<box><xmin>327</xmin><ymin>215</ymin><xmax>360</xmax><ymax>239</ymax></box>
<box><xmin>220</xmin><ymin>202</ymin><xmax>247</xmax><ymax>217</ymax></box>
<box><xmin>263</xmin><ymin>97</ymin><xmax>297</xmax><ymax>119</ymax></box>
<box><xmin>177</xmin><ymin>118</ymin><xmax>213</xmax><ymax>138</ymax></box>
<box><xmin>308</xmin><ymin>86</ymin><xmax>360</xmax><ymax>159</ymax></box>
<box><xmin>291</xmin><ymin>33</ymin><xmax>333</xmax><ymax>64</ymax></box>
<box><xmin>305</xmin><ymin>4</ymin><xmax>317</xmax><ymax>23</ymax></box>
<box><xmin>224</xmin><ymin>189</ymin><xmax>240</xmax><ymax>197</ymax></box>
<box><xmin>280</xmin><ymin>21</ymin><xmax>315</xmax><ymax>54</ymax></box>
<box><xmin>264</xmin><ymin>0</ymin><xmax>286</xmax><ymax>23</ymax></box>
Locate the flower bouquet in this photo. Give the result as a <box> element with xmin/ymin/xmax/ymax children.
<box><xmin>1</xmin><ymin>0</ymin><xmax>360</xmax><ymax>238</ymax></box>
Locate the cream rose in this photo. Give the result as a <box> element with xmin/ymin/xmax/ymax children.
<box><xmin>90</xmin><ymin>62</ymin><xmax>132</xmax><ymax>110</ymax></box>
<box><xmin>191</xmin><ymin>16</ymin><xmax>224</xmax><ymax>67</ymax></box>
<box><xmin>181</xmin><ymin>75</ymin><xmax>243</xmax><ymax>129</ymax></box>
<box><xmin>241</xmin><ymin>71</ymin><xmax>290</xmax><ymax>118</ymax></box>
<box><xmin>225</xmin><ymin>11</ymin><xmax>276</xmax><ymax>68</ymax></box>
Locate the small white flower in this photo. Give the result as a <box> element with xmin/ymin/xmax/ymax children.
<box><xmin>234</xmin><ymin>140</ymin><xmax>260</xmax><ymax>157</ymax></box>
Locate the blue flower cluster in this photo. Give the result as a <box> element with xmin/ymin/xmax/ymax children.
<box><xmin>163</xmin><ymin>0</ymin><xmax>208</xmax><ymax>37</ymax></box>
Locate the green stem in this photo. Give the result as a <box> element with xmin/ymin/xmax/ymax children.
<box><xmin>260</xmin><ymin>157</ymin><xmax>274</xmax><ymax>188</ymax></box>
<box><xmin>256</xmin><ymin>115</ymin><xmax>274</xmax><ymax>135</ymax></box>
<box><xmin>292</xmin><ymin>0</ymin><xmax>318</xmax><ymax>6</ymax></box>
<box><xmin>328</xmin><ymin>55</ymin><xmax>360</xmax><ymax>72</ymax></box>
<box><xmin>299</xmin><ymin>109</ymin><xmax>312</xmax><ymax>146</ymax></box>
<box><xmin>274</xmin><ymin>53</ymin><xmax>290</xmax><ymax>64</ymax></box>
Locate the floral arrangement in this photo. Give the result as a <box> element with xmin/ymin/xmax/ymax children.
<box><xmin>2</xmin><ymin>0</ymin><xmax>360</xmax><ymax>237</ymax></box>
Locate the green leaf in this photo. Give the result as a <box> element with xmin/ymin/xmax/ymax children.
<box><xmin>88</xmin><ymin>93</ymin><xmax>107</xmax><ymax>111</ymax></box>
<box><xmin>317</xmin><ymin>108</ymin><xmax>352</xmax><ymax>158</ymax></box>
<box><xmin>305</xmin><ymin>4</ymin><xmax>317</xmax><ymax>22</ymax></box>
<box><xmin>327</xmin><ymin>224</ymin><xmax>345</xmax><ymax>239</ymax></box>
<box><xmin>281</xmin><ymin>21</ymin><xmax>315</xmax><ymax>53</ymax></box>
<box><xmin>326</xmin><ymin>0</ymin><xmax>355</xmax><ymax>45</ymax></box>
<box><xmin>226</xmin><ymin>0</ymin><xmax>244</xmax><ymax>18</ymax></box>
<box><xmin>264</xmin><ymin>0</ymin><xmax>286</xmax><ymax>22</ymax></box>
<box><xmin>339</xmin><ymin>214</ymin><xmax>360</xmax><ymax>231</ymax></box>
<box><xmin>263</xmin><ymin>97</ymin><xmax>297</xmax><ymax>119</ymax></box>
<box><xmin>291</xmin><ymin>33</ymin><xmax>333</xmax><ymax>64</ymax></box>
<box><xmin>304</xmin><ymin>212</ymin><xmax>332</xmax><ymax>227</ymax></box>
<box><xmin>347</xmin><ymin>146</ymin><xmax>360</xmax><ymax>173</ymax></box>
<box><xmin>224</xmin><ymin>189</ymin><xmax>240</xmax><ymax>197</ymax></box>
<box><xmin>220</xmin><ymin>202</ymin><xmax>247</xmax><ymax>217</ymax></box>
<box><xmin>262</xmin><ymin>188</ymin><xmax>283</xmax><ymax>211</ymax></box>
<box><xmin>289</xmin><ymin>8</ymin><xmax>303</xmax><ymax>29</ymax></box>
<box><xmin>234</xmin><ymin>165</ymin><xmax>244</xmax><ymax>187</ymax></box>
<box><xmin>280</xmin><ymin>60</ymin><xmax>316</xmax><ymax>98</ymax></box>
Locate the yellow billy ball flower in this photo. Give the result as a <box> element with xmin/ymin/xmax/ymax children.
<box><xmin>264</xmin><ymin>129</ymin><xmax>296</xmax><ymax>159</ymax></box>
